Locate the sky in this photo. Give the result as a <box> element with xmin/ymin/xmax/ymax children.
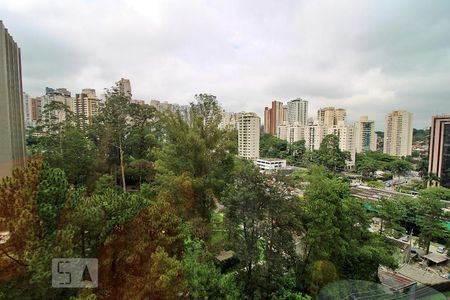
<box><xmin>2</xmin><ymin>0</ymin><xmax>450</xmax><ymax>129</ymax></box>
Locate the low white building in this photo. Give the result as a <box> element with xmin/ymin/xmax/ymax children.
<box><xmin>255</xmin><ymin>158</ymin><xmax>287</xmax><ymax>171</ymax></box>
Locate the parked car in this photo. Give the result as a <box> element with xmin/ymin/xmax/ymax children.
<box><xmin>436</xmin><ymin>246</ymin><xmax>445</xmax><ymax>254</ymax></box>
<box><xmin>401</xmin><ymin>235</ymin><xmax>410</xmax><ymax>242</ymax></box>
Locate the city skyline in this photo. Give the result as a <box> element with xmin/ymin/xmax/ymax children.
<box><xmin>2</xmin><ymin>0</ymin><xmax>450</xmax><ymax>129</ymax></box>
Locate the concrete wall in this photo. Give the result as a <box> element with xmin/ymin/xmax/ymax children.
<box><xmin>0</xmin><ymin>21</ymin><xmax>26</xmax><ymax>178</ymax></box>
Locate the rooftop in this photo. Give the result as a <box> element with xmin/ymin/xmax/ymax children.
<box><xmin>422</xmin><ymin>252</ymin><xmax>449</xmax><ymax>264</ymax></box>
<box><xmin>257</xmin><ymin>158</ymin><xmax>285</xmax><ymax>162</ymax></box>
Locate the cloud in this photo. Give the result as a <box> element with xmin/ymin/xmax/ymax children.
<box><xmin>2</xmin><ymin>0</ymin><xmax>449</xmax><ymax>129</ymax></box>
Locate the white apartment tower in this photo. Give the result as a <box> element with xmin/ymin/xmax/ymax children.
<box><xmin>238</xmin><ymin>112</ymin><xmax>260</xmax><ymax>160</ymax></box>
<box><xmin>354</xmin><ymin>116</ymin><xmax>376</xmax><ymax>153</ymax></box>
<box><xmin>277</xmin><ymin>123</ymin><xmax>306</xmax><ymax>144</ymax></box>
<box><xmin>287</xmin><ymin>98</ymin><xmax>308</xmax><ymax>125</ymax></box>
<box><xmin>384</xmin><ymin>110</ymin><xmax>413</xmax><ymax>157</ymax></box>
<box><xmin>304</xmin><ymin>124</ymin><xmax>327</xmax><ymax>151</ymax></box>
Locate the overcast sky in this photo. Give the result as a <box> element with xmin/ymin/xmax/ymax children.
<box><xmin>2</xmin><ymin>0</ymin><xmax>450</xmax><ymax>129</ymax></box>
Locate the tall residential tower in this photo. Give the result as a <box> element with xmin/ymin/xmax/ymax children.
<box><xmin>264</xmin><ymin>100</ymin><xmax>285</xmax><ymax>135</ymax></box>
<box><xmin>317</xmin><ymin>107</ymin><xmax>346</xmax><ymax>126</ymax></box>
<box><xmin>238</xmin><ymin>112</ymin><xmax>260</xmax><ymax>160</ymax></box>
<box><xmin>383</xmin><ymin>110</ymin><xmax>413</xmax><ymax>157</ymax></box>
<box><xmin>354</xmin><ymin>116</ymin><xmax>376</xmax><ymax>153</ymax></box>
<box><xmin>287</xmin><ymin>98</ymin><xmax>308</xmax><ymax>126</ymax></box>
<box><xmin>117</xmin><ymin>78</ymin><xmax>132</xmax><ymax>99</ymax></box>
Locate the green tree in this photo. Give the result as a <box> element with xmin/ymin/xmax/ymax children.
<box><xmin>90</xmin><ymin>88</ymin><xmax>130</xmax><ymax>192</ymax></box>
<box><xmin>0</xmin><ymin>157</ymin><xmax>43</xmax><ymax>282</ymax></box>
<box><xmin>125</xmin><ymin>103</ymin><xmax>158</xmax><ymax>160</ymax></box>
<box><xmin>28</xmin><ymin>102</ymin><xmax>94</xmax><ymax>185</ymax></box>
<box><xmin>154</xmin><ymin>94</ymin><xmax>235</xmax><ymax>226</ymax></box>
<box><xmin>97</xmin><ymin>196</ymin><xmax>185</xmax><ymax>299</ymax></box>
<box><xmin>260</xmin><ymin>133</ymin><xmax>289</xmax><ymax>158</ymax></box>
<box><xmin>289</xmin><ymin>140</ymin><xmax>306</xmax><ymax>165</ymax></box>
<box><xmin>183</xmin><ymin>236</ymin><xmax>240</xmax><ymax>299</ymax></box>
<box><xmin>223</xmin><ymin>160</ymin><xmax>301</xmax><ymax>298</ymax></box>
<box><xmin>223</xmin><ymin>161</ymin><xmax>266</xmax><ymax>296</ymax></box>
<box><xmin>356</xmin><ymin>155</ymin><xmax>379</xmax><ymax>177</ymax></box>
<box><xmin>416</xmin><ymin>188</ymin><xmax>450</xmax><ymax>254</ymax></box>
<box><xmin>378</xmin><ymin>196</ymin><xmax>409</xmax><ymax>235</ymax></box>
<box><xmin>34</xmin><ymin>165</ymin><xmax>69</xmax><ymax>237</ymax></box>
<box><xmin>297</xmin><ymin>167</ymin><xmax>397</xmax><ymax>294</ymax></box>
<box><xmin>389</xmin><ymin>159</ymin><xmax>413</xmax><ymax>180</ymax></box>
<box><xmin>317</xmin><ymin>135</ymin><xmax>349</xmax><ymax>172</ymax></box>
<box><xmin>68</xmin><ymin>188</ymin><xmax>147</xmax><ymax>258</ymax></box>
<box><xmin>125</xmin><ymin>158</ymin><xmax>154</xmax><ymax>188</ymax></box>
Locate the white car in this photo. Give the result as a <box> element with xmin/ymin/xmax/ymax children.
<box><xmin>436</xmin><ymin>246</ymin><xmax>445</xmax><ymax>254</ymax></box>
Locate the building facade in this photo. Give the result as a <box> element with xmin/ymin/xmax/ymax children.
<box><xmin>428</xmin><ymin>115</ymin><xmax>450</xmax><ymax>188</ymax></box>
<box><xmin>317</xmin><ymin>107</ymin><xmax>346</xmax><ymax>127</ymax></box>
<box><xmin>22</xmin><ymin>92</ymin><xmax>33</xmax><ymax>127</ymax></box>
<box><xmin>238</xmin><ymin>112</ymin><xmax>260</xmax><ymax>159</ymax></box>
<box><xmin>354</xmin><ymin>116</ymin><xmax>376</xmax><ymax>153</ymax></box>
<box><xmin>42</xmin><ymin>87</ymin><xmax>74</xmax><ymax>123</ymax></box>
<box><xmin>255</xmin><ymin>158</ymin><xmax>287</xmax><ymax>171</ymax></box>
<box><xmin>0</xmin><ymin>21</ymin><xmax>26</xmax><ymax>178</ymax></box>
<box><xmin>220</xmin><ymin>111</ymin><xmax>242</xmax><ymax>130</ymax></box>
<box><xmin>264</xmin><ymin>100</ymin><xmax>285</xmax><ymax>135</ymax></box>
<box><xmin>287</xmin><ymin>98</ymin><xmax>308</xmax><ymax>126</ymax></box>
<box><xmin>304</xmin><ymin>124</ymin><xmax>327</xmax><ymax>151</ymax></box>
<box><xmin>276</xmin><ymin>123</ymin><xmax>306</xmax><ymax>144</ymax></box>
<box><xmin>74</xmin><ymin>89</ymin><xmax>100</xmax><ymax>123</ymax></box>
<box><xmin>30</xmin><ymin>96</ymin><xmax>42</xmax><ymax>123</ymax></box>
<box><xmin>383</xmin><ymin>110</ymin><xmax>413</xmax><ymax>157</ymax></box>
<box><xmin>117</xmin><ymin>78</ymin><xmax>132</xmax><ymax>99</ymax></box>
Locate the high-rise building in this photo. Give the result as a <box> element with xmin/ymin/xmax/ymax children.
<box><xmin>327</xmin><ymin>122</ymin><xmax>356</xmax><ymax>167</ymax></box>
<box><xmin>428</xmin><ymin>115</ymin><xmax>450</xmax><ymax>188</ymax></box>
<box><xmin>264</xmin><ymin>106</ymin><xmax>271</xmax><ymax>133</ymax></box>
<box><xmin>22</xmin><ymin>92</ymin><xmax>33</xmax><ymax>127</ymax></box>
<box><xmin>304</xmin><ymin>123</ymin><xmax>327</xmax><ymax>151</ymax></box>
<box><xmin>219</xmin><ymin>111</ymin><xmax>242</xmax><ymax>130</ymax></box>
<box><xmin>75</xmin><ymin>89</ymin><xmax>100</xmax><ymax>123</ymax></box>
<box><xmin>354</xmin><ymin>116</ymin><xmax>376</xmax><ymax>153</ymax></box>
<box><xmin>42</xmin><ymin>87</ymin><xmax>74</xmax><ymax>123</ymax></box>
<box><xmin>287</xmin><ymin>98</ymin><xmax>308</xmax><ymax>126</ymax></box>
<box><xmin>277</xmin><ymin>122</ymin><xmax>305</xmax><ymax>144</ymax></box>
<box><xmin>383</xmin><ymin>110</ymin><xmax>413</xmax><ymax>157</ymax></box>
<box><xmin>238</xmin><ymin>112</ymin><xmax>260</xmax><ymax>160</ymax></box>
<box><xmin>264</xmin><ymin>101</ymin><xmax>285</xmax><ymax>135</ymax></box>
<box><xmin>0</xmin><ymin>21</ymin><xmax>26</xmax><ymax>178</ymax></box>
<box><xmin>30</xmin><ymin>96</ymin><xmax>42</xmax><ymax>123</ymax></box>
<box><xmin>317</xmin><ymin>107</ymin><xmax>346</xmax><ymax>126</ymax></box>
<box><xmin>327</xmin><ymin>122</ymin><xmax>356</xmax><ymax>154</ymax></box>
<box><xmin>277</xmin><ymin>123</ymin><xmax>288</xmax><ymax>141</ymax></box>
<box><xmin>117</xmin><ymin>78</ymin><xmax>132</xmax><ymax>99</ymax></box>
